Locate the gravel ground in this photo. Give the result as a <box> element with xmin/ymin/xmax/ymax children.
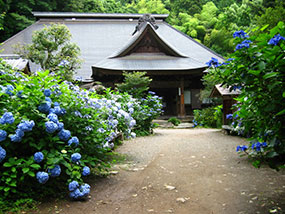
<box><xmin>36</xmin><ymin>128</ymin><xmax>285</xmax><ymax>214</ymax></box>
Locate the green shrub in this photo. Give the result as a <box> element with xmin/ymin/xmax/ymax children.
<box><xmin>0</xmin><ymin>60</ymin><xmax>163</xmax><ymax>205</ymax></box>
<box><xmin>168</xmin><ymin>117</ymin><xmax>181</xmax><ymax>126</ymax></box>
<box><xmin>193</xmin><ymin>105</ymin><xmax>222</xmax><ymax>128</ymax></box>
<box><xmin>205</xmin><ymin>22</ymin><xmax>285</xmax><ymax>169</ymax></box>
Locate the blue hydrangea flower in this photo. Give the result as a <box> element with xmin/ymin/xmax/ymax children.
<box><xmin>54</xmin><ymin>102</ymin><xmax>60</xmax><ymax>106</ymax></box>
<box><xmin>58</xmin><ymin>129</ymin><xmax>71</xmax><ymax>141</ymax></box>
<box><xmin>131</xmin><ymin>132</ymin><xmax>136</xmax><ymax>138</ymax></box>
<box><xmin>15</xmin><ymin>129</ymin><xmax>24</xmax><ymax>138</ymax></box>
<box><xmin>17</xmin><ymin>120</ymin><xmax>35</xmax><ymax>132</ymax></box>
<box><xmin>236</xmin><ymin>145</ymin><xmax>248</xmax><ymax>152</ymax></box>
<box><xmin>226</xmin><ymin>114</ymin><xmax>233</xmax><ymax>120</ymax></box>
<box><xmin>68</xmin><ymin>136</ymin><xmax>79</xmax><ymax>146</ymax></box>
<box><xmin>45</xmin><ymin>97</ymin><xmax>52</xmax><ymax>103</ymax></box>
<box><xmin>17</xmin><ymin>90</ymin><xmax>23</xmax><ymax>98</ymax></box>
<box><xmin>97</xmin><ymin>128</ymin><xmax>105</xmax><ymax>133</ymax></box>
<box><xmin>68</xmin><ymin>181</ymin><xmax>79</xmax><ymax>191</ymax></box>
<box><xmin>82</xmin><ymin>166</ymin><xmax>90</xmax><ymax>176</ymax></box>
<box><xmin>48</xmin><ymin>165</ymin><xmax>61</xmax><ymax>177</ymax></box>
<box><xmin>10</xmin><ymin>134</ymin><xmax>22</xmax><ymax>142</ymax></box>
<box><xmin>235</xmin><ymin>40</ymin><xmax>252</xmax><ymax>51</ymax></box>
<box><xmin>206</xmin><ymin>57</ymin><xmax>219</xmax><ymax>68</ymax></box>
<box><xmin>262</xmin><ymin>142</ymin><xmax>267</xmax><ymax>147</ymax></box>
<box><xmin>57</xmin><ymin>122</ymin><xmax>64</xmax><ymax>131</ymax></box>
<box><xmin>36</xmin><ymin>171</ymin><xmax>49</xmax><ymax>184</ymax></box>
<box><xmin>268</xmin><ymin>34</ymin><xmax>285</xmax><ymax>45</ymax></box>
<box><xmin>47</xmin><ymin>113</ymin><xmax>58</xmax><ymax>123</ymax></box>
<box><xmin>80</xmin><ymin>183</ymin><xmax>90</xmax><ymax>197</ymax></box>
<box><xmin>69</xmin><ymin>183</ymin><xmax>90</xmax><ymax>199</ymax></box>
<box><xmin>0</xmin><ymin>112</ymin><xmax>15</xmax><ymax>124</ymax></box>
<box><xmin>45</xmin><ymin>121</ymin><xmax>58</xmax><ymax>134</ymax></box>
<box><xmin>38</xmin><ymin>102</ymin><xmax>52</xmax><ymax>113</ymax></box>
<box><xmin>44</xmin><ymin>89</ymin><xmax>52</xmax><ymax>97</ymax></box>
<box><xmin>129</xmin><ymin>119</ymin><xmax>136</xmax><ymax>127</ymax></box>
<box><xmin>34</xmin><ymin>152</ymin><xmax>44</xmax><ymax>163</ymax></box>
<box><xmin>71</xmin><ymin>153</ymin><xmax>81</xmax><ymax>163</ymax></box>
<box><xmin>0</xmin><ymin>146</ymin><xmax>6</xmax><ymax>162</ymax></box>
<box><xmin>5</xmin><ymin>85</ymin><xmax>14</xmax><ymax>96</ymax></box>
<box><xmin>0</xmin><ymin>129</ymin><xmax>7</xmax><ymax>142</ymax></box>
<box><xmin>233</xmin><ymin>30</ymin><xmax>249</xmax><ymax>39</ymax></box>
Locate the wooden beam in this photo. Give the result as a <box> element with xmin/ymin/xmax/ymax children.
<box><xmin>179</xmin><ymin>77</ymin><xmax>186</xmax><ymax>117</ymax></box>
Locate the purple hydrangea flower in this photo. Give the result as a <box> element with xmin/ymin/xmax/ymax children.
<box><xmin>0</xmin><ymin>129</ymin><xmax>7</xmax><ymax>142</ymax></box>
<box><xmin>71</xmin><ymin>153</ymin><xmax>81</xmax><ymax>163</ymax></box>
<box><xmin>45</xmin><ymin>121</ymin><xmax>58</xmax><ymax>134</ymax></box>
<box><xmin>43</xmin><ymin>89</ymin><xmax>52</xmax><ymax>97</ymax></box>
<box><xmin>0</xmin><ymin>146</ymin><xmax>6</xmax><ymax>162</ymax></box>
<box><xmin>34</xmin><ymin>152</ymin><xmax>44</xmax><ymax>163</ymax></box>
<box><xmin>82</xmin><ymin>166</ymin><xmax>90</xmax><ymax>176</ymax></box>
<box><xmin>58</xmin><ymin>129</ymin><xmax>71</xmax><ymax>141</ymax></box>
<box><xmin>68</xmin><ymin>181</ymin><xmax>79</xmax><ymax>191</ymax></box>
<box><xmin>68</xmin><ymin>136</ymin><xmax>79</xmax><ymax>146</ymax></box>
<box><xmin>36</xmin><ymin>171</ymin><xmax>49</xmax><ymax>184</ymax></box>
<box><xmin>48</xmin><ymin>165</ymin><xmax>61</xmax><ymax>177</ymax></box>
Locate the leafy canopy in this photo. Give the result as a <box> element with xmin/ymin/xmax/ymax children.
<box><xmin>15</xmin><ymin>24</ymin><xmax>82</xmax><ymax>81</ymax></box>
<box><xmin>116</xmin><ymin>71</ymin><xmax>152</xmax><ymax>98</ymax></box>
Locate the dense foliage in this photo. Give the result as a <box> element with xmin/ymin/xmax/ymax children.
<box><xmin>1</xmin><ymin>0</ymin><xmax>284</xmax><ymax>55</ymax></box>
<box><xmin>205</xmin><ymin>22</ymin><xmax>285</xmax><ymax>169</ymax></box>
<box><xmin>0</xmin><ymin>60</ymin><xmax>162</xmax><ymax>208</ymax></box>
<box><xmin>116</xmin><ymin>71</ymin><xmax>163</xmax><ymax>136</ymax></box>
<box><xmin>193</xmin><ymin>105</ymin><xmax>222</xmax><ymax>128</ymax></box>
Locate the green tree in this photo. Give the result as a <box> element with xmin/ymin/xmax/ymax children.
<box><xmin>15</xmin><ymin>24</ymin><xmax>82</xmax><ymax>81</ymax></box>
<box><xmin>116</xmin><ymin>71</ymin><xmax>152</xmax><ymax>98</ymax></box>
<box><xmin>127</xmin><ymin>0</ymin><xmax>169</xmax><ymax>14</ymax></box>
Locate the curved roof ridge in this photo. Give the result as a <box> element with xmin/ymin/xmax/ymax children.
<box><xmin>32</xmin><ymin>12</ymin><xmax>169</xmax><ymax>20</ymax></box>
<box><xmin>110</xmin><ymin>23</ymin><xmax>187</xmax><ymax>58</ymax></box>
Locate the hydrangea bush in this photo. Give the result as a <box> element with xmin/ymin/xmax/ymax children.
<box><xmin>205</xmin><ymin>22</ymin><xmax>285</xmax><ymax>169</ymax></box>
<box><xmin>0</xmin><ymin>60</ymin><xmax>163</xmax><ymax>201</ymax></box>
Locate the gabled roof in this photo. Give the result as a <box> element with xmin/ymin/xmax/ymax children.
<box><xmin>110</xmin><ymin>23</ymin><xmax>186</xmax><ymax>58</ymax></box>
<box><xmin>210</xmin><ymin>84</ymin><xmax>241</xmax><ymax>97</ymax></box>
<box><xmin>1</xmin><ymin>12</ymin><xmax>224</xmax><ymax>80</ymax></box>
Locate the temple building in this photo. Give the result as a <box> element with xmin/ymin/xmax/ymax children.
<box><xmin>0</xmin><ymin>12</ymin><xmax>223</xmax><ymax>117</ymax></box>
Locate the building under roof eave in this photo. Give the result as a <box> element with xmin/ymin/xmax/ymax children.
<box><xmin>0</xmin><ymin>12</ymin><xmax>224</xmax><ymax>117</ymax></box>
<box><xmin>0</xmin><ymin>54</ymin><xmax>31</xmax><ymax>74</ymax></box>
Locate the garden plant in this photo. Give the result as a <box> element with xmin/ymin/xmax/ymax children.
<box><xmin>0</xmin><ymin>60</ymin><xmax>163</xmax><ymax>211</ymax></box>
<box><xmin>205</xmin><ymin>22</ymin><xmax>285</xmax><ymax>169</ymax></box>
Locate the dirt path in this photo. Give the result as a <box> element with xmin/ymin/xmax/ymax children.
<box><xmin>37</xmin><ymin>128</ymin><xmax>285</xmax><ymax>214</ymax></box>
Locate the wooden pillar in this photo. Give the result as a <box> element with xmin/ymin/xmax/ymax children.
<box><xmin>179</xmin><ymin>77</ymin><xmax>186</xmax><ymax>117</ymax></box>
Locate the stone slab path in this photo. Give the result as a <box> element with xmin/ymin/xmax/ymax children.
<box><xmin>37</xmin><ymin>128</ymin><xmax>285</xmax><ymax>214</ymax></box>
